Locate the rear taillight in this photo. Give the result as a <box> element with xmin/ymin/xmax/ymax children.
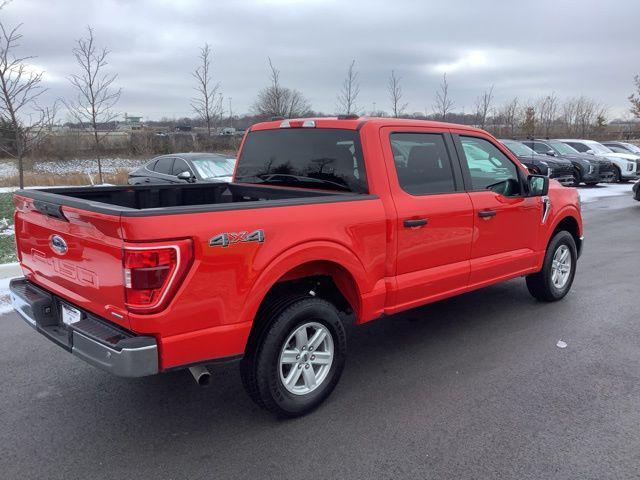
<box><xmin>123</xmin><ymin>239</ymin><xmax>193</xmax><ymax>313</ymax></box>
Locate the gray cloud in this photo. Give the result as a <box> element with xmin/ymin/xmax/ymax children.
<box><xmin>3</xmin><ymin>0</ymin><xmax>638</xmax><ymax>120</ymax></box>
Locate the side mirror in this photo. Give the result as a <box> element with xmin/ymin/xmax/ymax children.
<box><xmin>528</xmin><ymin>174</ymin><xmax>549</xmax><ymax>197</ymax></box>
<box><xmin>177</xmin><ymin>171</ymin><xmax>194</xmax><ymax>182</ymax></box>
<box><xmin>585</xmin><ymin>149</ymin><xmax>595</xmax><ymax>155</ymax></box>
<box><xmin>546</xmin><ymin>150</ymin><xmax>556</xmax><ymax>156</ymax></box>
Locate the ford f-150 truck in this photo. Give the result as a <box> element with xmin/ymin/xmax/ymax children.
<box><xmin>10</xmin><ymin>117</ymin><xmax>583</xmax><ymax>417</ymax></box>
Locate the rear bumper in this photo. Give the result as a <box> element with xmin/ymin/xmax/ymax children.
<box><xmin>10</xmin><ymin>278</ymin><xmax>158</xmax><ymax>377</ymax></box>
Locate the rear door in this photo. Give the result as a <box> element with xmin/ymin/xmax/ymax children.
<box><xmin>381</xmin><ymin>127</ymin><xmax>473</xmax><ymax>310</ymax></box>
<box><xmin>453</xmin><ymin>133</ymin><xmax>541</xmax><ymax>286</ymax></box>
<box><xmin>13</xmin><ymin>197</ymin><xmax>129</xmax><ymax>327</ymax></box>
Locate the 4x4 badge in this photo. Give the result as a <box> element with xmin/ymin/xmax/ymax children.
<box><xmin>209</xmin><ymin>229</ymin><xmax>265</xmax><ymax>248</ymax></box>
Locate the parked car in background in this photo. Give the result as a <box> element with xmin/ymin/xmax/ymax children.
<box><xmin>521</xmin><ymin>139</ymin><xmax>614</xmax><ymax>186</ymax></box>
<box><xmin>601</xmin><ymin>141</ymin><xmax>640</xmax><ymax>155</ymax></box>
<box><xmin>128</xmin><ymin>153</ymin><xmax>236</xmax><ymax>185</ymax></box>
<box><xmin>499</xmin><ymin>139</ymin><xmax>574</xmax><ymax>186</ymax></box>
<box><xmin>555</xmin><ymin>139</ymin><xmax>640</xmax><ymax>183</ymax></box>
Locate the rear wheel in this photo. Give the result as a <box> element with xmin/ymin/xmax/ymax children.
<box><xmin>526</xmin><ymin>231</ymin><xmax>577</xmax><ymax>302</ymax></box>
<box><xmin>240</xmin><ymin>297</ymin><xmax>346</xmax><ymax>417</ymax></box>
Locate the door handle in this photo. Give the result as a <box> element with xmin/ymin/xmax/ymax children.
<box><xmin>403</xmin><ymin>218</ymin><xmax>428</xmax><ymax>228</ymax></box>
<box><xmin>478</xmin><ymin>210</ymin><xmax>497</xmax><ymax>218</ymax></box>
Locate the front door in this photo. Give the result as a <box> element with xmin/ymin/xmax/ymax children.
<box><xmin>381</xmin><ymin>128</ymin><xmax>474</xmax><ymax>311</ymax></box>
<box><xmin>454</xmin><ymin>134</ymin><xmax>542</xmax><ymax>286</ymax></box>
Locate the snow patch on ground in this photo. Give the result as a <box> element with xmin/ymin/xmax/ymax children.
<box><xmin>0</xmin><ymin>218</ymin><xmax>14</xmax><ymax>236</ymax></box>
<box><xmin>0</xmin><ymin>277</ymin><xmax>14</xmax><ymax>315</ymax></box>
<box><xmin>577</xmin><ymin>183</ymin><xmax>634</xmax><ymax>203</ymax></box>
<box><xmin>0</xmin><ymin>158</ymin><xmax>145</xmax><ymax>178</ymax></box>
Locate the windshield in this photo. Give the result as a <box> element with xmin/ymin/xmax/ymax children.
<box><xmin>547</xmin><ymin>140</ymin><xmax>579</xmax><ymax>155</ymax></box>
<box><xmin>587</xmin><ymin>142</ymin><xmax>612</xmax><ymax>154</ymax></box>
<box><xmin>191</xmin><ymin>157</ymin><xmax>236</xmax><ymax>179</ymax></box>
<box><xmin>501</xmin><ymin>140</ymin><xmax>536</xmax><ymax>156</ymax></box>
<box><xmin>622</xmin><ymin>143</ymin><xmax>640</xmax><ymax>154</ymax></box>
<box><xmin>607</xmin><ymin>145</ymin><xmax>629</xmax><ymax>154</ymax></box>
<box><xmin>235</xmin><ymin>128</ymin><xmax>368</xmax><ymax>193</ymax></box>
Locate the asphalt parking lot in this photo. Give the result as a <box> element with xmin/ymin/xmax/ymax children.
<box><xmin>1</xmin><ymin>194</ymin><xmax>639</xmax><ymax>480</ymax></box>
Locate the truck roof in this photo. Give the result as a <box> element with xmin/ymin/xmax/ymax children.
<box><xmin>249</xmin><ymin>116</ymin><xmax>489</xmax><ymax>134</ymax></box>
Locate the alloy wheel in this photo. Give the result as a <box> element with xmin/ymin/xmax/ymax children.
<box><xmin>551</xmin><ymin>244</ymin><xmax>572</xmax><ymax>289</ymax></box>
<box><xmin>279</xmin><ymin>322</ymin><xmax>334</xmax><ymax>395</ymax></box>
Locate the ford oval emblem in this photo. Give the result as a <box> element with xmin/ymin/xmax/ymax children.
<box><xmin>50</xmin><ymin>235</ymin><xmax>68</xmax><ymax>255</ymax></box>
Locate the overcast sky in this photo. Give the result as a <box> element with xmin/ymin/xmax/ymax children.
<box><xmin>3</xmin><ymin>0</ymin><xmax>639</xmax><ymax>121</ymax></box>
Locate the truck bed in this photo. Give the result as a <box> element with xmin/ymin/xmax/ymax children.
<box><xmin>17</xmin><ymin>182</ymin><xmax>368</xmax><ymax>217</ymax></box>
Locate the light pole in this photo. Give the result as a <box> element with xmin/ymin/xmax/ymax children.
<box><xmin>228</xmin><ymin>97</ymin><xmax>233</xmax><ymax>121</ymax></box>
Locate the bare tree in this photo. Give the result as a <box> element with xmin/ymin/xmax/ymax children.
<box><xmin>252</xmin><ymin>58</ymin><xmax>311</xmax><ymax>118</ymax></box>
<box><xmin>629</xmin><ymin>75</ymin><xmax>640</xmax><ymax>119</ymax></box>
<box><xmin>64</xmin><ymin>26</ymin><xmax>121</xmax><ymax>184</ymax></box>
<box><xmin>561</xmin><ymin>98</ymin><xmax>578</xmax><ymax>135</ymax></box>
<box><xmin>497</xmin><ymin>97</ymin><xmax>519</xmax><ymax>137</ymax></box>
<box><xmin>594</xmin><ymin>105</ymin><xmax>608</xmax><ymax>136</ymax></box>
<box><xmin>433</xmin><ymin>73</ymin><xmax>454</xmax><ymax>120</ymax></box>
<box><xmin>387</xmin><ymin>70</ymin><xmax>407</xmax><ymax>118</ymax></box>
<box><xmin>0</xmin><ymin>22</ymin><xmax>54</xmax><ymax>188</ymax></box>
<box><xmin>336</xmin><ymin>59</ymin><xmax>360</xmax><ymax>116</ymax></box>
<box><xmin>536</xmin><ymin>92</ymin><xmax>558</xmax><ymax>137</ymax></box>
<box><xmin>191</xmin><ymin>43</ymin><xmax>223</xmax><ymax>135</ymax></box>
<box><xmin>474</xmin><ymin>84</ymin><xmax>494</xmax><ymax>129</ymax></box>
<box><xmin>521</xmin><ymin>104</ymin><xmax>536</xmax><ymax>137</ymax></box>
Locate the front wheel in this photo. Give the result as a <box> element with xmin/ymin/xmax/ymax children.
<box><xmin>526</xmin><ymin>231</ymin><xmax>577</xmax><ymax>302</ymax></box>
<box><xmin>240</xmin><ymin>297</ymin><xmax>346</xmax><ymax>417</ymax></box>
<box><xmin>572</xmin><ymin>171</ymin><xmax>581</xmax><ymax>187</ymax></box>
<box><xmin>612</xmin><ymin>166</ymin><xmax>622</xmax><ymax>183</ymax></box>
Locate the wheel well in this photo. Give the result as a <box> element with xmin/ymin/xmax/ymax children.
<box><xmin>553</xmin><ymin>216</ymin><xmax>581</xmax><ymax>252</ymax></box>
<box><xmin>244</xmin><ymin>261</ymin><xmax>359</xmax><ymax>353</ymax></box>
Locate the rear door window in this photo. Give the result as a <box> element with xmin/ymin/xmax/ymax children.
<box><xmin>390</xmin><ymin>133</ymin><xmax>457</xmax><ymax>195</ymax></box>
<box><xmin>235</xmin><ymin>129</ymin><xmax>368</xmax><ymax>193</ymax></box>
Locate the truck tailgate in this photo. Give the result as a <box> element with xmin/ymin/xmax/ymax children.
<box><xmin>14</xmin><ymin>196</ymin><xmax>129</xmax><ymax>328</ymax></box>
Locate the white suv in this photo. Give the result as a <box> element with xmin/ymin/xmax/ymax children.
<box><xmin>555</xmin><ymin>139</ymin><xmax>640</xmax><ymax>183</ymax></box>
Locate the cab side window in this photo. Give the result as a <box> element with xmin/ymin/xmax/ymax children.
<box><xmin>460</xmin><ymin>136</ymin><xmax>521</xmax><ymax>196</ymax></box>
<box><xmin>390</xmin><ymin>133</ymin><xmax>456</xmax><ymax>195</ymax></box>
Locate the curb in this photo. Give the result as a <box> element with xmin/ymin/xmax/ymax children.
<box><xmin>0</xmin><ymin>262</ymin><xmax>21</xmax><ymax>279</ymax></box>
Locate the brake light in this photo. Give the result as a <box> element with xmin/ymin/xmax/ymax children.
<box><xmin>123</xmin><ymin>239</ymin><xmax>193</xmax><ymax>313</ymax></box>
<box><xmin>280</xmin><ymin>119</ymin><xmax>315</xmax><ymax>128</ymax></box>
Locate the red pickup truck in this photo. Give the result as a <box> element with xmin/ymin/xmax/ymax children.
<box><xmin>10</xmin><ymin>117</ymin><xmax>583</xmax><ymax>416</ymax></box>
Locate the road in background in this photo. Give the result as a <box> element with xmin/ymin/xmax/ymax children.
<box><xmin>1</xmin><ymin>194</ymin><xmax>639</xmax><ymax>479</ymax></box>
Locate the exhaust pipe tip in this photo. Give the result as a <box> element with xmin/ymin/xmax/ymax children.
<box><xmin>189</xmin><ymin>365</ymin><xmax>211</xmax><ymax>386</ymax></box>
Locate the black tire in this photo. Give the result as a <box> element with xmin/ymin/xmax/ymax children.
<box><xmin>526</xmin><ymin>231</ymin><xmax>577</xmax><ymax>302</ymax></box>
<box><xmin>571</xmin><ymin>171</ymin><xmax>581</xmax><ymax>187</ymax></box>
<box><xmin>585</xmin><ymin>182</ymin><xmax>599</xmax><ymax>186</ymax></box>
<box><xmin>240</xmin><ymin>297</ymin><xmax>346</xmax><ymax>417</ymax></box>
<box><xmin>612</xmin><ymin>166</ymin><xmax>622</xmax><ymax>183</ymax></box>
